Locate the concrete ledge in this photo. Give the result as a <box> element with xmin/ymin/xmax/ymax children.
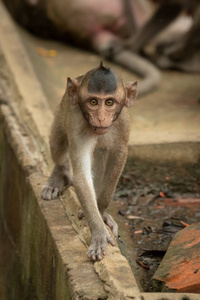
<box><xmin>0</xmin><ymin>1</ymin><xmax>199</xmax><ymax>299</ymax></box>
<box><xmin>129</xmin><ymin>142</ymin><xmax>200</xmax><ymax>164</ymax></box>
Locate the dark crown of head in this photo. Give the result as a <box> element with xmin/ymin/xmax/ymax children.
<box><xmin>88</xmin><ymin>62</ymin><xmax>117</xmax><ymax>94</ymax></box>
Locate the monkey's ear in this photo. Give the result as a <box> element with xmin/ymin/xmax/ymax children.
<box><xmin>124</xmin><ymin>81</ymin><xmax>138</xmax><ymax>108</ymax></box>
<box><xmin>67</xmin><ymin>77</ymin><xmax>79</xmax><ymax>105</ymax></box>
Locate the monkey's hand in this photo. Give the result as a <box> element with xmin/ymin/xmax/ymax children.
<box><xmin>88</xmin><ymin>228</ymin><xmax>115</xmax><ymax>261</ymax></box>
<box><xmin>41</xmin><ymin>184</ymin><xmax>63</xmax><ymax>200</ymax></box>
<box><xmin>41</xmin><ymin>165</ymin><xmax>72</xmax><ymax>200</ymax></box>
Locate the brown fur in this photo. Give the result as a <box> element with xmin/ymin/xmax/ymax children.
<box><xmin>41</xmin><ymin>64</ymin><xmax>138</xmax><ymax>260</ymax></box>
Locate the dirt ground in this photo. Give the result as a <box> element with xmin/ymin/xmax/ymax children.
<box><xmin>113</xmin><ymin>158</ymin><xmax>200</xmax><ymax>292</ymax></box>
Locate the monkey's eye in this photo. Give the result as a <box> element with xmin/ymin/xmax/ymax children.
<box><xmin>89</xmin><ymin>99</ymin><xmax>98</xmax><ymax>106</ymax></box>
<box><xmin>105</xmin><ymin>99</ymin><xmax>114</xmax><ymax>106</ymax></box>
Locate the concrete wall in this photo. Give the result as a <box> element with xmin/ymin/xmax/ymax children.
<box><xmin>0</xmin><ymin>104</ymin><xmax>72</xmax><ymax>300</ymax></box>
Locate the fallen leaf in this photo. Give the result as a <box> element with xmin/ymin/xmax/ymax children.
<box><xmin>157</xmin><ymin>205</ymin><xmax>164</xmax><ymax>209</ymax></box>
<box><xmin>136</xmin><ymin>259</ymin><xmax>150</xmax><ymax>270</ymax></box>
<box><xmin>36</xmin><ymin>47</ymin><xmax>57</xmax><ymax>57</ymax></box>
<box><xmin>180</xmin><ymin>221</ymin><xmax>190</xmax><ymax>227</ymax></box>
<box><xmin>134</xmin><ymin>230</ymin><xmax>143</xmax><ymax>234</ymax></box>
<box><xmin>159</xmin><ymin>191</ymin><xmax>165</xmax><ymax>198</ymax></box>
<box><xmin>49</xmin><ymin>49</ymin><xmax>57</xmax><ymax>57</ymax></box>
<box><xmin>127</xmin><ymin>215</ymin><xmax>144</xmax><ymax>220</ymax></box>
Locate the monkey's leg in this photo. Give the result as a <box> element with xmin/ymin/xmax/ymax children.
<box><xmin>129</xmin><ymin>2</ymin><xmax>183</xmax><ymax>52</ymax></box>
<box><xmin>157</xmin><ymin>4</ymin><xmax>200</xmax><ymax>72</ymax></box>
<box><xmin>96</xmin><ymin>146</ymin><xmax>128</xmax><ymax>238</ymax></box>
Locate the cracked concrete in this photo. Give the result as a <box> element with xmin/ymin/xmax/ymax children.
<box><xmin>0</xmin><ymin>1</ymin><xmax>200</xmax><ymax>299</ymax></box>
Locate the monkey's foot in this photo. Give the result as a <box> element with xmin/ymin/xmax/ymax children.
<box><xmin>88</xmin><ymin>229</ymin><xmax>115</xmax><ymax>261</ymax></box>
<box><xmin>103</xmin><ymin>213</ymin><xmax>118</xmax><ymax>238</ymax></box>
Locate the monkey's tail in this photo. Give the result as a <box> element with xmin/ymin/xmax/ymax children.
<box><xmin>113</xmin><ymin>50</ymin><xmax>160</xmax><ymax>97</ymax></box>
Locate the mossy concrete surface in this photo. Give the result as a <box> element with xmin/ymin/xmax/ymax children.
<box><xmin>0</xmin><ymin>1</ymin><xmax>200</xmax><ymax>300</ymax></box>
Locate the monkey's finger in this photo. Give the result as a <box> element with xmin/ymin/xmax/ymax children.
<box><xmin>96</xmin><ymin>251</ymin><xmax>103</xmax><ymax>261</ymax></box>
<box><xmin>95</xmin><ymin>244</ymin><xmax>106</xmax><ymax>259</ymax></box>
<box><xmin>101</xmin><ymin>244</ymin><xmax>107</xmax><ymax>257</ymax></box>
<box><xmin>52</xmin><ymin>187</ymin><xmax>60</xmax><ymax>199</ymax></box>
<box><xmin>97</xmin><ymin>254</ymin><xmax>103</xmax><ymax>261</ymax></box>
<box><xmin>101</xmin><ymin>242</ymin><xmax>107</xmax><ymax>256</ymax></box>
<box><xmin>112</xmin><ymin>225</ymin><xmax>118</xmax><ymax>239</ymax></box>
<box><xmin>108</xmin><ymin>223</ymin><xmax>118</xmax><ymax>239</ymax></box>
<box><xmin>41</xmin><ymin>186</ymin><xmax>48</xmax><ymax>199</ymax></box>
<box><xmin>46</xmin><ymin>188</ymin><xmax>54</xmax><ymax>200</ymax></box>
<box><xmin>91</xmin><ymin>254</ymin><xmax>97</xmax><ymax>261</ymax></box>
<box><xmin>107</xmin><ymin>236</ymin><xmax>115</xmax><ymax>247</ymax></box>
<box><xmin>42</xmin><ymin>187</ymin><xmax>53</xmax><ymax>200</ymax></box>
<box><xmin>90</xmin><ymin>253</ymin><xmax>97</xmax><ymax>261</ymax></box>
<box><xmin>88</xmin><ymin>248</ymin><xmax>97</xmax><ymax>261</ymax></box>
<box><xmin>103</xmin><ymin>213</ymin><xmax>118</xmax><ymax>238</ymax></box>
<box><xmin>88</xmin><ymin>243</ymin><xmax>104</xmax><ymax>261</ymax></box>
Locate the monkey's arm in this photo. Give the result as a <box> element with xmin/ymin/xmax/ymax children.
<box><xmin>41</xmin><ymin>105</ymin><xmax>73</xmax><ymax>200</ymax></box>
<box><xmin>69</xmin><ymin>139</ymin><xmax>115</xmax><ymax>261</ymax></box>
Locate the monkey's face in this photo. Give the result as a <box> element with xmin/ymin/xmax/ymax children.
<box><xmin>67</xmin><ymin>63</ymin><xmax>138</xmax><ymax>136</ymax></box>
<box><xmin>79</xmin><ymin>92</ymin><xmax>125</xmax><ymax>135</ymax></box>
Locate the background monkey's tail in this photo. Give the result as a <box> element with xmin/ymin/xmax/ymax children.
<box><xmin>113</xmin><ymin>50</ymin><xmax>160</xmax><ymax>97</ymax></box>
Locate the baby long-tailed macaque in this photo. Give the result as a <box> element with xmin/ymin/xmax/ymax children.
<box><xmin>41</xmin><ymin>63</ymin><xmax>138</xmax><ymax>261</ymax></box>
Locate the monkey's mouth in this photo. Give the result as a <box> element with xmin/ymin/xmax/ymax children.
<box><xmin>92</xmin><ymin>126</ymin><xmax>109</xmax><ymax>135</ymax></box>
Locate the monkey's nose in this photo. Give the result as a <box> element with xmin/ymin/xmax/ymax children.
<box><xmin>97</xmin><ymin>117</ymin><xmax>105</xmax><ymax>126</ymax></box>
